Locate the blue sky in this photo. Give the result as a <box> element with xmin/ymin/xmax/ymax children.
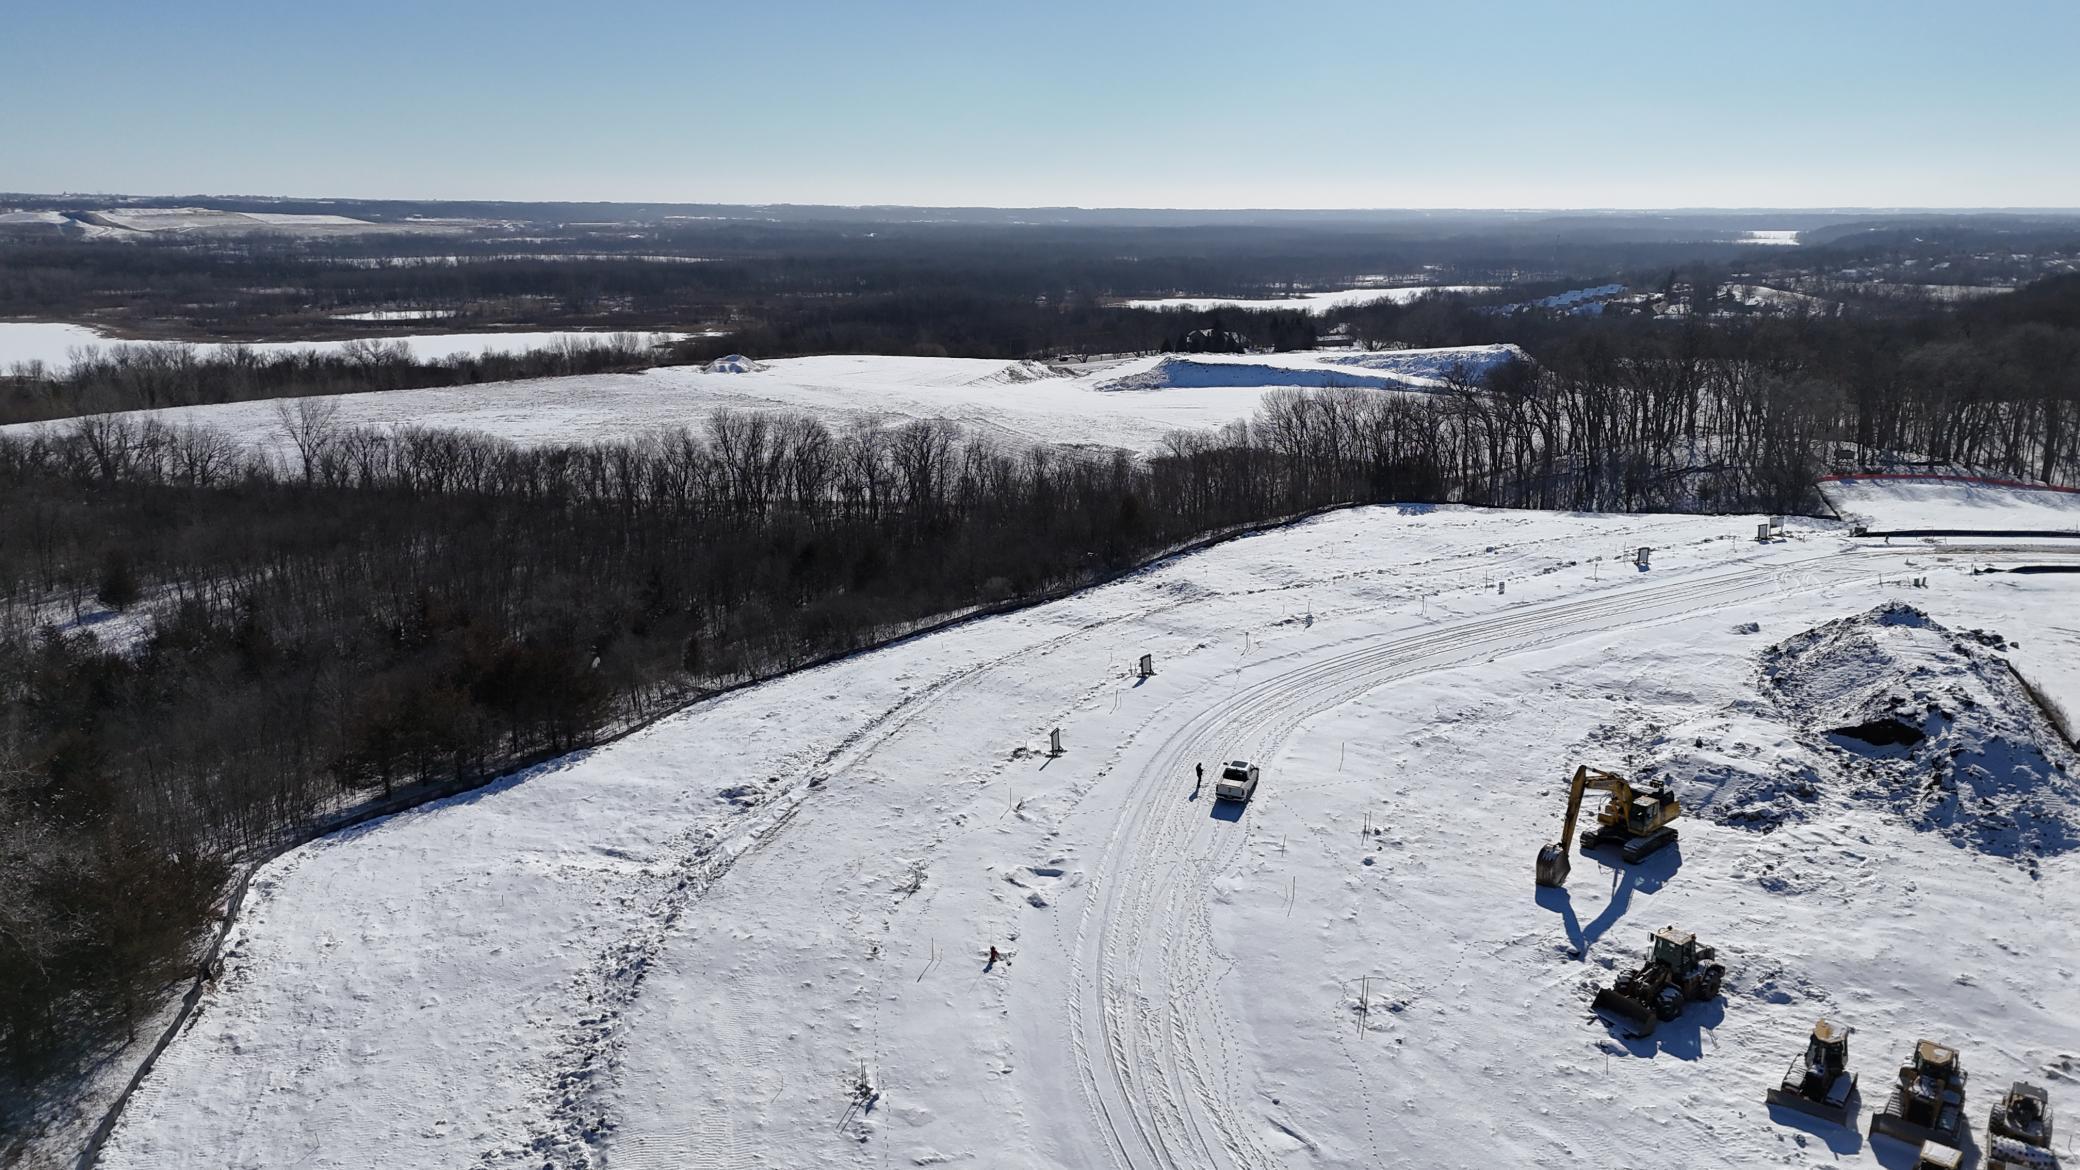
<box><xmin>7</xmin><ymin>0</ymin><xmax>2077</xmax><ymax>207</ymax></box>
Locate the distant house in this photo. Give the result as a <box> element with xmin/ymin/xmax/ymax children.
<box><xmin>1314</xmin><ymin>322</ymin><xmax>1357</xmax><ymax>349</ymax></box>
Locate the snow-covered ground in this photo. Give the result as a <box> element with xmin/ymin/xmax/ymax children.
<box><xmin>1727</xmin><ymin>284</ymin><xmax>1839</xmax><ymax>315</ymax></box>
<box><xmin>1821</xmin><ymin>475</ymin><xmax>2080</xmax><ymax>534</ymax></box>
<box><xmin>0</xmin><ymin>322</ymin><xmax>689</xmax><ymax>372</ymax></box>
<box><xmin>330</xmin><ymin>309</ymin><xmax>457</xmax><ymax>321</ymax></box>
<box><xmin>1489</xmin><ymin>284</ymin><xmax>1629</xmax><ymax>316</ymax></box>
<box><xmin>17</xmin><ymin>206</ymin><xmax>452</xmax><ymax>239</ymax></box>
<box><xmin>1119</xmin><ymin>287</ymin><xmax>1496</xmax><ymax>314</ymax></box>
<box><xmin>97</xmin><ymin>505</ymin><xmax>2080</xmax><ymax>1170</ymax></box>
<box><xmin>3</xmin><ymin>347</ymin><xmax>1524</xmax><ymax>454</ymax></box>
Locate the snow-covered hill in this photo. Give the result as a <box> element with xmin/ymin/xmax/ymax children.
<box><xmin>2</xmin><ymin>347</ymin><xmax>1524</xmax><ymax>455</ymax></box>
<box><xmin>1820</xmin><ymin>474</ymin><xmax>2080</xmax><ymax>534</ymax></box>
<box><xmin>97</xmin><ymin>506</ymin><xmax>2080</xmax><ymax>1170</ymax></box>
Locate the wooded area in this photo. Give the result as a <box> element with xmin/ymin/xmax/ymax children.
<box><xmin>3</xmin><ymin>253</ymin><xmax>2078</xmax><ymax>1134</ymax></box>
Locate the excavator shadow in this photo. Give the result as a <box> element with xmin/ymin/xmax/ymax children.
<box><xmin>1766</xmin><ymin>1101</ymin><xmax>1864</xmax><ymax>1157</ymax></box>
<box><xmin>1536</xmin><ymin>842</ymin><xmax>1683</xmax><ymax>959</ymax></box>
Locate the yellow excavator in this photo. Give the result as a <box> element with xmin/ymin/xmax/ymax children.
<box><xmin>1534</xmin><ymin>765</ymin><xmax>1681</xmax><ymax>887</ymax></box>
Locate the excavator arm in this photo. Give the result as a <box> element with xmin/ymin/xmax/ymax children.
<box><xmin>1536</xmin><ymin>766</ymin><xmax>1621</xmax><ymax>888</ymax></box>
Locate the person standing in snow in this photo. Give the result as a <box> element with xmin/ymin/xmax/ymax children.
<box><xmin>1195</xmin><ymin>762</ymin><xmax>1204</xmax><ymax>792</ymax></box>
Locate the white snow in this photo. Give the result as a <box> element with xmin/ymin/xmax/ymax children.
<box><xmin>1727</xmin><ymin>284</ymin><xmax>1839</xmax><ymax>315</ymax></box>
<box><xmin>1119</xmin><ymin>287</ymin><xmax>1496</xmax><ymax>314</ymax></box>
<box><xmin>329</xmin><ymin>309</ymin><xmax>456</xmax><ymax>321</ymax></box>
<box><xmin>1490</xmin><ymin>285</ymin><xmax>1629</xmax><ymax>315</ymax></box>
<box><xmin>1820</xmin><ymin>475</ymin><xmax>2080</xmax><ymax>534</ymax></box>
<box><xmin>0</xmin><ymin>322</ymin><xmax>688</xmax><ymax>373</ymax></box>
<box><xmin>48</xmin><ymin>207</ymin><xmax>404</xmax><ymax>236</ymax></box>
<box><xmin>1737</xmin><ymin>230</ymin><xmax>1801</xmax><ymax>246</ymax></box>
<box><xmin>95</xmin><ymin>505</ymin><xmax>2080</xmax><ymax>1170</ymax></box>
<box><xmin>4</xmin><ymin>347</ymin><xmax>1524</xmax><ymax>455</ymax></box>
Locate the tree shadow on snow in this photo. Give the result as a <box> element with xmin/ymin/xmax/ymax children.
<box><xmin>1766</xmin><ymin>1100</ymin><xmax>1865</xmax><ymax>1157</ymax></box>
<box><xmin>325</xmin><ymin>746</ymin><xmax>604</xmax><ymax>847</ymax></box>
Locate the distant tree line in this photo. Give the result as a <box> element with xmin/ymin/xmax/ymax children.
<box><xmin>2</xmin><ymin>335</ymin><xmax>664</xmax><ymax>425</ymax></box>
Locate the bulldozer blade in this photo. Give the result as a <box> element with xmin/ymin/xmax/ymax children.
<box><xmin>1534</xmin><ymin>843</ymin><xmax>1570</xmax><ymax>888</ymax></box>
<box><xmin>1766</xmin><ymin>1086</ymin><xmax>1851</xmax><ymax>1127</ymax></box>
<box><xmin>1592</xmin><ymin>988</ymin><xmax>1658</xmax><ymax>1037</ymax></box>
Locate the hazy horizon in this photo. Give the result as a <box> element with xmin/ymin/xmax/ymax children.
<box><xmin>9</xmin><ymin>0</ymin><xmax>2077</xmax><ymax>208</ymax></box>
<box><xmin>11</xmin><ymin>193</ymin><xmax>2080</xmax><ymax>216</ymax></box>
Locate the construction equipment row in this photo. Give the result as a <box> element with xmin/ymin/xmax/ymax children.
<box><xmin>1535</xmin><ymin>764</ymin><xmax>2059</xmax><ymax>1167</ymax></box>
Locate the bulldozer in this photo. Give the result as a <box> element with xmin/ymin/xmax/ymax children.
<box><xmin>1766</xmin><ymin>1018</ymin><xmax>1859</xmax><ymax>1124</ymax></box>
<box><xmin>1591</xmin><ymin>926</ymin><xmax>1724</xmax><ymax>1037</ymax></box>
<box><xmin>1534</xmin><ymin>765</ymin><xmax>1680</xmax><ymax>887</ymax></box>
<box><xmin>1987</xmin><ymin>1081</ymin><xmax>2057</xmax><ymax>1169</ymax></box>
<box><xmin>1870</xmin><ymin>1040</ymin><xmax>1968</xmax><ymax>1150</ymax></box>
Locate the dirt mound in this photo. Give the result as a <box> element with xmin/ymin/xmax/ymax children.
<box><xmin>971</xmin><ymin>359</ymin><xmax>1071</xmax><ymax>385</ymax></box>
<box><xmin>1755</xmin><ymin>603</ymin><xmax>2080</xmax><ymax>859</ymax></box>
<box><xmin>1615</xmin><ymin>604</ymin><xmax>2079</xmax><ymax>861</ymax></box>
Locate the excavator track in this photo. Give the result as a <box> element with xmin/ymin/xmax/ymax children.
<box><xmin>1620</xmin><ymin>825</ymin><xmax>1679</xmax><ymax>862</ymax></box>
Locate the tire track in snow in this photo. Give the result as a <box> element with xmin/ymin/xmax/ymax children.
<box><xmin>1064</xmin><ymin>552</ymin><xmax>1864</xmax><ymax>1170</ymax></box>
<box><xmin>511</xmin><ymin>590</ymin><xmax>1234</xmax><ymax>1169</ymax></box>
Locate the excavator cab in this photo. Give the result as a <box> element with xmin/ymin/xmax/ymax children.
<box><xmin>1535</xmin><ymin>766</ymin><xmax>1681</xmax><ymax>888</ymax></box>
<box><xmin>1625</xmin><ymin>792</ymin><xmax>1673</xmax><ymax>833</ymax></box>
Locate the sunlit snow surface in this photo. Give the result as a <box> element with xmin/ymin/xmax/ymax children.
<box><xmin>1119</xmin><ymin>286</ymin><xmax>1496</xmax><ymax>313</ymax></box>
<box><xmin>1821</xmin><ymin>475</ymin><xmax>2080</xmax><ymax>534</ymax></box>
<box><xmin>98</xmin><ymin>505</ymin><xmax>2080</xmax><ymax>1170</ymax></box>
<box><xmin>1</xmin><ymin>347</ymin><xmax>1525</xmax><ymax>455</ymax></box>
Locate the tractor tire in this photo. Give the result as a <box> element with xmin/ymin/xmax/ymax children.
<box><xmin>1699</xmin><ymin>965</ymin><xmax>1725</xmax><ymax>1001</ymax></box>
<box><xmin>1654</xmin><ymin>987</ymin><xmax>1685</xmax><ymax>1021</ymax></box>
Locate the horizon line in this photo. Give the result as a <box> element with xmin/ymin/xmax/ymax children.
<box><xmin>9</xmin><ymin>191</ymin><xmax>2080</xmax><ymax>217</ymax></box>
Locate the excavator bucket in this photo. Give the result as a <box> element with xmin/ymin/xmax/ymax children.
<box><xmin>1593</xmin><ymin>988</ymin><xmax>1658</xmax><ymax>1037</ymax></box>
<box><xmin>1535</xmin><ymin>843</ymin><xmax>1571</xmax><ymax>887</ymax></box>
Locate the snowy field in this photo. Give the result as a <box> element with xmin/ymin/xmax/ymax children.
<box><xmin>1821</xmin><ymin>475</ymin><xmax>2080</xmax><ymax>534</ymax></box>
<box><xmin>97</xmin><ymin>505</ymin><xmax>2080</xmax><ymax>1170</ymax></box>
<box><xmin>0</xmin><ymin>321</ymin><xmax>689</xmax><ymax>372</ymax></box>
<box><xmin>4</xmin><ymin>346</ymin><xmax>1524</xmax><ymax>454</ymax></box>
<box><xmin>5</xmin><ymin>205</ymin><xmax>455</xmax><ymax>240</ymax></box>
<box><xmin>1118</xmin><ymin>287</ymin><xmax>1495</xmax><ymax>314</ymax></box>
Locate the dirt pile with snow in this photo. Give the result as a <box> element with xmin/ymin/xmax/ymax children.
<box><xmin>1627</xmin><ymin>604</ymin><xmax>2080</xmax><ymax>858</ymax></box>
<box><xmin>1756</xmin><ymin>603</ymin><xmax>2080</xmax><ymax>860</ymax></box>
<box><xmin>969</xmin><ymin>359</ymin><xmax>1071</xmax><ymax>385</ymax></box>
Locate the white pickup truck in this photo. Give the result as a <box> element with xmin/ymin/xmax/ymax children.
<box><xmin>1214</xmin><ymin>760</ymin><xmax>1261</xmax><ymax>802</ymax></box>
